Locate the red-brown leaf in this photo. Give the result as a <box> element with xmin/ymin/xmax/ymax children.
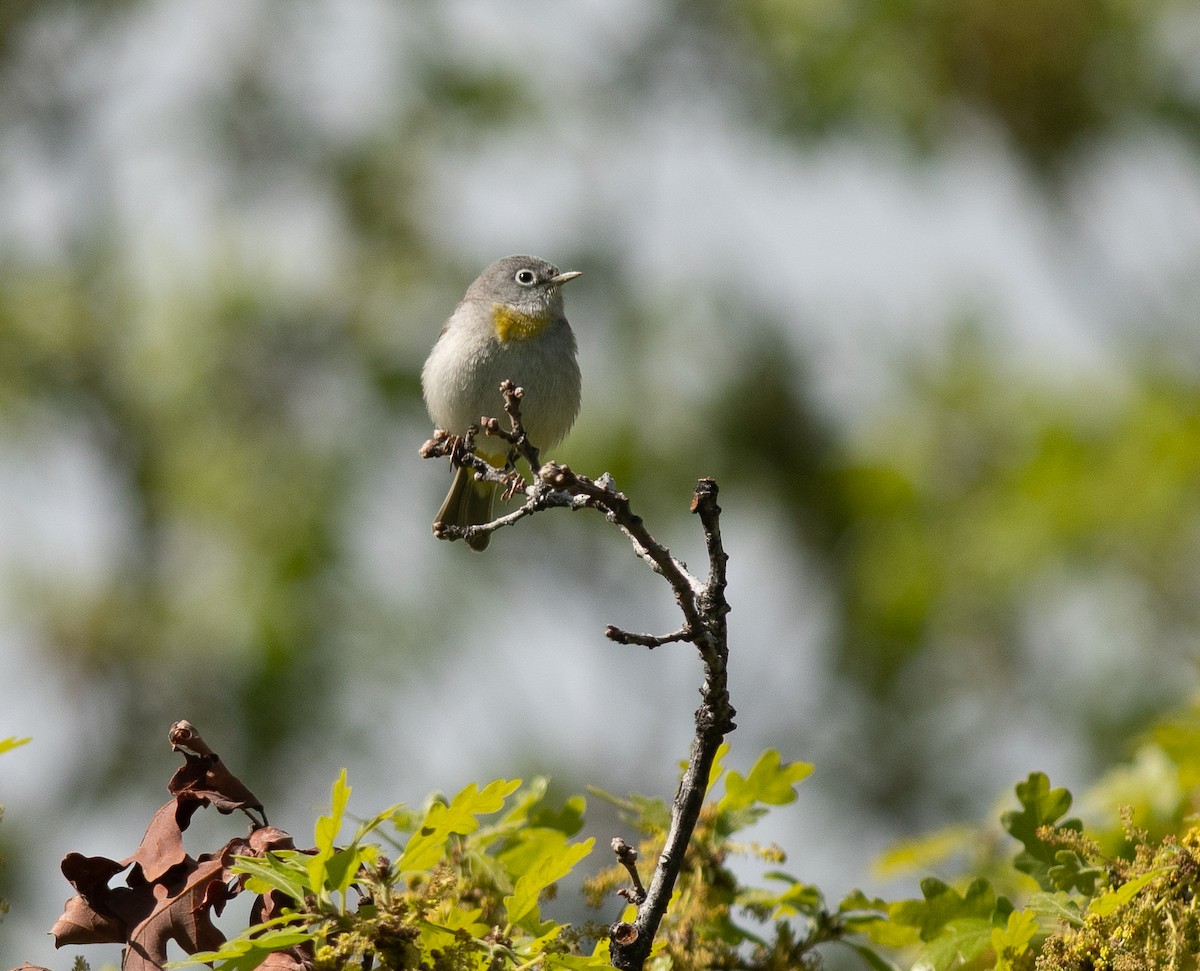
<box><xmin>256</xmin><ymin>947</ymin><xmax>313</xmax><ymax>970</ymax></box>
<box><xmin>50</xmin><ymin>893</ymin><xmax>126</xmax><ymax>946</ymax></box>
<box><xmin>53</xmin><ymin>853</ymin><xmax>132</xmax><ymax>945</ymax></box>
<box><xmin>49</xmin><ymin>722</ymin><xmax>284</xmax><ymax>969</ymax></box>
<box><xmin>121</xmin><ymin>857</ymin><xmax>228</xmax><ymax>971</ymax></box>
<box><xmin>60</xmin><ymin>852</ymin><xmax>127</xmax><ymax>896</ymax></box>
<box><xmin>246</xmin><ymin>826</ymin><xmax>295</xmax><ymax>855</ymax></box>
<box><xmin>120</xmin><ymin>800</ymin><xmax>201</xmax><ymax>883</ymax></box>
<box><xmin>166</xmin><ymin>723</ymin><xmax>265</xmax><ymax>822</ymax></box>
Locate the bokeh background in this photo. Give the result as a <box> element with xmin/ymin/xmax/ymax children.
<box><xmin>3</xmin><ymin>0</ymin><xmax>1200</xmax><ymax>966</ymax></box>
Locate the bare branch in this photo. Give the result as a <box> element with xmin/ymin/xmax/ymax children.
<box><xmin>604</xmin><ymin>625</ymin><xmax>692</xmax><ymax>648</ymax></box>
<box><xmin>420</xmin><ymin>427</ymin><xmax>511</xmax><ymax>503</ymax></box>
<box><xmin>420</xmin><ymin>383</ymin><xmax>736</xmax><ymax>971</ymax></box>
<box><xmin>608</xmin><ymin>479</ymin><xmax>735</xmax><ymax>971</ymax></box>
<box><xmin>480</xmin><ymin>379</ymin><xmax>542</xmax><ymax>471</ymax></box>
<box><xmin>612</xmin><ymin>838</ymin><xmax>647</xmax><ymax>905</ymax></box>
<box><xmin>538</xmin><ymin>462</ymin><xmax>706</xmax><ymax>632</ymax></box>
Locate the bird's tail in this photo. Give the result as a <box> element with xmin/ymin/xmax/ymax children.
<box><xmin>434</xmin><ymin>465</ymin><xmax>497</xmax><ymax>552</ymax></box>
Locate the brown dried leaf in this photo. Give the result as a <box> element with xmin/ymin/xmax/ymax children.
<box><xmin>250</xmin><ymin>888</ymin><xmax>297</xmax><ymax>927</ymax></box>
<box><xmin>54</xmin><ymin>843</ymin><xmax>241</xmax><ymax>969</ymax></box>
<box><xmin>51</xmin><ymin>722</ymin><xmax>282</xmax><ymax>969</ymax></box>
<box><xmin>53</xmin><ymin>853</ymin><xmax>132</xmax><ymax>945</ymax></box>
<box><xmin>201</xmin><ymin>837</ymin><xmax>254</xmax><ymax>919</ymax></box>
<box><xmin>167</xmin><ymin>722</ymin><xmax>265</xmax><ymax>821</ymax></box>
<box><xmin>246</xmin><ymin>826</ymin><xmax>295</xmax><ymax>855</ymax></box>
<box><xmin>51</xmin><ymin>891</ymin><xmax>127</xmax><ymax>945</ymax></box>
<box><xmin>120</xmin><ymin>800</ymin><xmax>201</xmax><ymax>883</ymax></box>
<box><xmin>60</xmin><ymin>852</ymin><xmax>127</xmax><ymax>896</ymax></box>
<box><xmin>166</xmin><ymin>721</ymin><xmax>216</xmax><ymax>759</ymax></box>
<box><xmin>256</xmin><ymin>947</ymin><xmax>313</xmax><ymax>970</ymax></box>
<box><xmin>240</xmin><ymin>827</ymin><xmax>302</xmax><ymax>924</ymax></box>
<box><xmin>121</xmin><ymin>856</ymin><xmax>228</xmax><ymax>971</ymax></box>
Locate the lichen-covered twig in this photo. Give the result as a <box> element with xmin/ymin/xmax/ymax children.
<box><xmin>420</xmin><ymin>381</ymin><xmax>736</xmax><ymax>971</ymax></box>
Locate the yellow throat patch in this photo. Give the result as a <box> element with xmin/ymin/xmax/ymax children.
<box><xmin>492</xmin><ymin>304</ymin><xmax>552</xmax><ymax>342</ymax></box>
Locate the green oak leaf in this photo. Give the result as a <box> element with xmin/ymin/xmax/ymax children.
<box><xmin>891</xmin><ymin>877</ymin><xmax>995</xmax><ymax>942</ymax></box>
<box><xmin>399</xmin><ymin>778</ymin><xmax>521</xmax><ymax>872</ymax></box>
<box><xmin>1000</xmin><ymin>772</ymin><xmax>1082</xmax><ymax>889</ymax></box>
<box><xmin>720</xmin><ymin>750</ymin><xmax>814</xmax><ymax>812</ymax></box>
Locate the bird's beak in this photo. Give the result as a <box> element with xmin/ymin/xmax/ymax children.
<box><xmin>550</xmin><ymin>270</ymin><xmax>582</xmax><ymax>285</ymax></box>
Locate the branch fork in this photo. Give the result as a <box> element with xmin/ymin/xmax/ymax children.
<box><xmin>421</xmin><ymin>381</ymin><xmax>736</xmax><ymax>971</ymax></box>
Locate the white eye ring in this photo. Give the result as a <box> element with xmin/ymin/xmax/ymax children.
<box><xmin>514</xmin><ymin>269</ymin><xmax>536</xmax><ymax>286</ymax></box>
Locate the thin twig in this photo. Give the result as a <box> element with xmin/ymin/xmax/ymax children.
<box><xmin>479</xmin><ymin>378</ymin><xmax>542</xmax><ymax>471</ymax></box>
<box><xmin>604</xmin><ymin>625</ymin><xmax>692</xmax><ymax>648</ymax></box>
<box><xmin>539</xmin><ymin>463</ymin><xmax>706</xmax><ymax>629</ymax></box>
<box><xmin>612</xmin><ymin>838</ymin><xmax>647</xmax><ymax>905</ymax></box>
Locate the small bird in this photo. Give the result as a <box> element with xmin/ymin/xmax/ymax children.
<box><xmin>422</xmin><ymin>255</ymin><xmax>582</xmax><ymax>551</ymax></box>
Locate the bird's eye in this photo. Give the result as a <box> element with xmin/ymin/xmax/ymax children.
<box><xmin>514</xmin><ymin>269</ymin><xmax>536</xmax><ymax>286</ymax></box>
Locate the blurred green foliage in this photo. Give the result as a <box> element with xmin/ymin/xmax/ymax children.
<box><xmin>709</xmin><ymin>0</ymin><xmax>1200</xmax><ymax>166</ymax></box>
<box><xmin>2</xmin><ymin>0</ymin><xmax>1200</xmax><ymax>964</ymax></box>
<box><xmin>0</xmin><ymin>0</ymin><xmax>1197</xmax><ymax>805</ymax></box>
<box><xmin>0</xmin><ymin>257</ymin><xmax>406</xmax><ymax>787</ymax></box>
<box><xmin>697</xmin><ymin>326</ymin><xmax>1200</xmax><ymax>812</ymax></box>
<box><xmin>833</xmin><ymin>337</ymin><xmax>1200</xmax><ymax>696</ymax></box>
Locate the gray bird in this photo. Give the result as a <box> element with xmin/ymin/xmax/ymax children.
<box><xmin>422</xmin><ymin>255</ymin><xmax>582</xmax><ymax>551</ymax></box>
